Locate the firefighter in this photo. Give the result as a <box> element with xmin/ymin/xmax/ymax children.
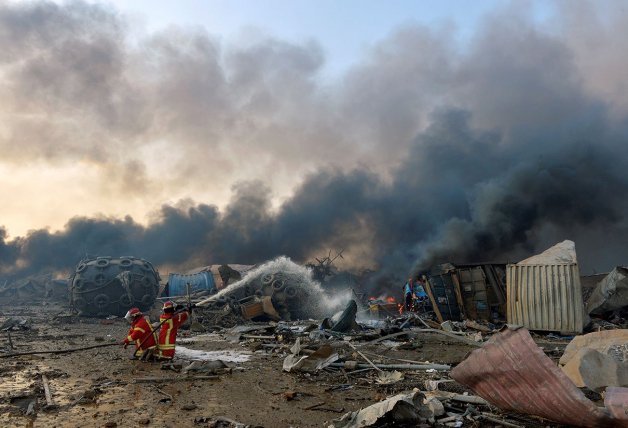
<box><xmin>403</xmin><ymin>277</ymin><xmax>414</xmax><ymax>311</ymax></box>
<box><xmin>121</xmin><ymin>307</ymin><xmax>157</xmax><ymax>359</ymax></box>
<box><xmin>157</xmin><ymin>301</ymin><xmax>191</xmax><ymax>360</ymax></box>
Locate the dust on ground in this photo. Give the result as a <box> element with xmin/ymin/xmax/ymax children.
<box><xmin>0</xmin><ymin>303</ymin><xmax>562</xmax><ymax>428</ymax></box>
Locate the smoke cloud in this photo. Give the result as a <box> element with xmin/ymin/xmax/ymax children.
<box><xmin>2</xmin><ymin>1</ymin><xmax>628</xmax><ymax>288</ymax></box>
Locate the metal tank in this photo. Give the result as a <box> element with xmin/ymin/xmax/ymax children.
<box><xmin>166</xmin><ymin>271</ymin><xmax>216</xmax><ymax>297</ymax></box>
<box><xmin>69</xmin><ymin>256</ymin><xmax>161</xmax><ymax>317</ymax></box>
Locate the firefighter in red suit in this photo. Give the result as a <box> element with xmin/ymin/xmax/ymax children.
<box><xmin>122</xmin><ymin>307</ymin><xmax>156</xmax><ymax>359</ymax></box>
<box><xmin>157</xmin><ymin>301</ymin><xmax>190</xmax><ymax>360</ymax></box>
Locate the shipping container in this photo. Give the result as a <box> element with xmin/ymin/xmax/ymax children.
<box><xmin>424</xmin><ymin>263</ymin><xmax>507</xmax><ymax>322</ymax></box>
<box><xmin>425</xmin><ymin>271</ymin><xmax>463</xmax><ymax>322</ymax></box>
<box><xmin>506</xmin><ymin>263</ymin><xmax>585</xmax><ymax>334</ymax></box>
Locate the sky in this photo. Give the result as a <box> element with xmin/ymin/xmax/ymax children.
<box><xmin>101</xmin><ymin>0</ymin><xmax>515</xmax><ymax>77</ymax></box>
<box><xmin>2</xmin><ymin>0</ymin><xmax>628</xmax><ymax>281</ymax></box>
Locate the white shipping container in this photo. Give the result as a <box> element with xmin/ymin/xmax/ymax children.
<box><xmin>506</xmin><ymin>263</ymin><xmax>585</xmax><ymax>334</ymax></box>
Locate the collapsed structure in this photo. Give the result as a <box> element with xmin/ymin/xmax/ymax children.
<box><xmin>419</xmin><ymin>240</ymin><xmax>590</xmax><ymax>335</ymax></box>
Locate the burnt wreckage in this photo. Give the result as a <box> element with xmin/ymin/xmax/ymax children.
<box><xmin>69</xmin><ymin>256</ymin><xmax>161</xmax><ymax>317</ymax></box>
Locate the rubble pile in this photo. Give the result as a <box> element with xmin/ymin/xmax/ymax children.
<box><xmin>1</xmin><ymin>243</ymin><xmax>627</xmax><ymax>427</ymax></box>
<box><xmin>0</xmin><ymin>274</ymin><xmax>66</xmax><ymax>303</ymax></box>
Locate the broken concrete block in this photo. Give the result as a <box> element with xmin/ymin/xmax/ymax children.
<box><xmin>559</xmin><ymin>330</ymin><xmax>628</xmax><ymax>366</ymax></box>
<box><xmin>559</xmin><ymin>330</ymin><xmax>628</xmax><ymax>390</ymax></box>
<box><xmin>561</xmin><ymin>347</ymin><xmax>628</xmax><ymax>391</ymax></box>
<box><xmin>586</xmin><ymin>267</ymin><xmax>628</xmax><ymax>315</ymax></box>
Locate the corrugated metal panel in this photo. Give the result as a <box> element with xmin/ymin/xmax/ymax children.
<box><xmin>167</xmin><ymin>271</ymin><xmax>216</xmax><ymax>297</ymax></box>
<box><xmin>451</xmin><ymin>327</ymin><xmax>628</xmax><ymax>428</ymax></box>
<box><xmin>507</xmin><ymin>263</ymin><xmax>585</xmax><ymax>334</ymax></box>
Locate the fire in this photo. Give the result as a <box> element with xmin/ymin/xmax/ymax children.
<box><xmin>386</xmin><ymin>296</ymin><xmax>396</xmax><ymax>303</ymax></box>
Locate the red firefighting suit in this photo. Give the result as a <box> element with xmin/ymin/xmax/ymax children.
<box><xmin>157</xmin><ymin>311</ymin><xmax>189</xmax><ymax>359</ymax></box>
<box><xmin>123</xmin><ymin>315</ymin><xmax>156</xmax><ymax>357</ymax></box>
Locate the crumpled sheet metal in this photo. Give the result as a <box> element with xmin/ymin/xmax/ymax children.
<box><xmin>330</xmin><ymin>390</ymin><xmax>443</xmax><ymax>428</ymax></box>
<box><xmin>282</xmin><ymin>341</ymin><xmax>339</xmax><ymax>373</ymax></box>
<box><xmin>606</xmin><ymin>387</ymin><xmax>628</xmax><ymax>422</ymax></box>
<box><xmin>450</xmin><ymin>327</ymin><xmax>628</xmax><ymax>428</ymax></box>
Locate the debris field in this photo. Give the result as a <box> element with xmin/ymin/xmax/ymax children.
<box><xmin>0</xmin><ymin>242</ymin><xmax>627</xmax><ymax>427</ymax></box>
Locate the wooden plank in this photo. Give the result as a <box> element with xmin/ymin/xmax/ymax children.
<box><xmin>42</xmin><ymin>375</ymin><xmax>54</xmax><ymax>406</ymax></box>
<box><xmin>450</xmin><ymin>273</ymin><xmax>466</xmax><ymax>320</ymax></box>
<box><xmin>424</xmin><ymin>277</ymin><xmax>444</xmax><ymax>323</ymax></box>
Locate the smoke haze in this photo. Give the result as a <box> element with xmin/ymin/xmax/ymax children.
<box><xmin>2</xmin><ymin>1</ymin><xmax>628</xmax><ymax>286</ymax></box>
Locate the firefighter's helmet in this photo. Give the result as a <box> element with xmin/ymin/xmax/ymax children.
<box><xmin>162</xmin><ymin>301</ymin><xmax>174</xmax><ymax>310</ymax></box>
<box><xmin>124</xmin><ymin>307</ymin><xmax>142</xmax><ymax>323</ymax></box>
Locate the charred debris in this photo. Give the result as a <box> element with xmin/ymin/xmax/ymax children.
<box><xmin>0</xmin><ymin>242</ymin><xmax>627</xmax><ymax>427</ymax></box>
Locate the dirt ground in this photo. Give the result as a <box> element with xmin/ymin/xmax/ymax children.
<box><xmin>0</xmin><ymin>303</ymin><xmax>567</xmax><ymax>428</ymax></box>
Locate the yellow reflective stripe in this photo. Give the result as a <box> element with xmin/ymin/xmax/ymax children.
<box><xmin>127</xmin><ymin>335</ymin><xmax>133</xmax><ymax>341</ymax></box>
<box><xmin>163</xmin><ymin>319</ymin><xmax>174</xmax><ymax>346</ymax></box>
<box><xmin>160</xmin><ymin>344</ymin><xmax>175</xmax><ymax>350</ymax></box>
<box><xmin>133</xmin><ymin>327</ymin><xmax>146</xmax><ymax>333</ymax></box>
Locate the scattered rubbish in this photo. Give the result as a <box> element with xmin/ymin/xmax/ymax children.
<box><xmin>329</xmin><ymin>362</ymin><xmax>450</xmax><ymax>371</ymax></box>
<box><xmin>324</xmin><ymin>300</ymin><xmax>358</xmax><ymax>333</ymax></box>
<box><xmin>331</xmin><ymin>390</ymin><xmax>442</xmax><ymax>428</ymax></box>
<box><xmin>451</xmin><ymin>325</ymin><xmax>628</xmax><ymax>427</ymax></box>
<box><xmin>7</xmin><ymin>248</ymin><xmax>627</xmax><ymax>427</ymax></box>
<box><xmin>375</xmin><ymin>370</ymin><xmax>403</xmax><ymax>385</ymax></box>
<box><xmin>1</xmin><ymin>317</ymin><xmax>31</xmax><ymax>331</ymax></box>
<box><xmin>181</xmin><ymin>360</ymin><xmax>234</xmax><ymax>375</ymax></box>
<box><xmin>424</xmin><ymin>379</ymin><xmax>454</xmax><ymax>391</ymax></box>
<box><xmin>283</xmin><ymin>340</ymin><xmax>339</xmax><ymax>373</ymax></box>
<box><xmin>174</xmin><ymin>346</ymin><xmax>252</xmax><ymax>363</ymax></box>
<box><xmin>0</xmin><ymin>273</ymin><xmax>66</xmax><ymax>302</ymax></box>
<box><xmin>440</xmin><ymin>320</ymin><xmax>454</xmax><ymax>332</ymax></box>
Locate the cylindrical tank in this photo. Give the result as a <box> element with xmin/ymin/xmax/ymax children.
<box><xmin>69</xmin><ymin>256</ymin><xmax>161</xmax><ymax>317</ymax></box>
<box><xmin>166</xmin><ymin>271</ymin><xmax>216</xmax><ymax>297</ymax></box>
